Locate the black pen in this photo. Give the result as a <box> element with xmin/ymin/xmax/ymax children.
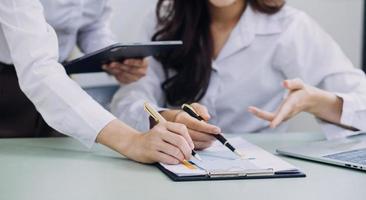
<box><xmin>144</xmin><ymin>102</ymin><xmax>202</xmax><ymax>161</ymax></box>
<box><xmin>181</xmin><ymin>104</ymin><xmax>245</xmax><ymax>158</ymax></box>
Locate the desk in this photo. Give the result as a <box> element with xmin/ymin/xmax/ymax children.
<box><xmin>0</xmin><ymin>132</ymin><xmax>365</xmax><ymax>200</ymax></box>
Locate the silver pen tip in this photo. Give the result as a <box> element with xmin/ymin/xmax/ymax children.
<box><xmin>234</xmin><ymin>150</ymin><xmax>246</xmax><ymax>159</ymax></box>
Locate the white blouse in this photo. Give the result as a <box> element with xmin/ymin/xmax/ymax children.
<box><xmin>111</xmin><ymin>5</ymin><xmax>366</xmax><ymax>139</ymax></box>
<box><xmin>0</xmin><ymin>0</ymin><xmax>115</xmax><ymax>148</ymax></box>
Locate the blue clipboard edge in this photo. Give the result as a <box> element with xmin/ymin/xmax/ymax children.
<box><xmin>156</xmin><ymin>163</ymin><xmax>306</xmax><ymax>182</ymax></box>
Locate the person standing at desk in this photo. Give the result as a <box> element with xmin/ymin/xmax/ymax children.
<box><xmin>0</xmin><ymin>0</ymin><xmax>194</xmax><ymax>165</ymax></box>
<box><xmin>111</xmin><ymin>0</ymin><xmax>366</xmax><ymax>150</ymax></box>
<box><xmin>0</xmin><ymin>0</ymin><xmax>148</xmax><ymax>138</ymax></box>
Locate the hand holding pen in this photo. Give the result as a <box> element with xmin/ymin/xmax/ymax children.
<box><xmin>160</xmin><ymin>103</ymin><xmax>222</xmax><ymax>150</ymax></box>
<box><xmin>144</xmin><ymin>102</ymin><xmax>202</xmax><ymax>161</ymax></box>
<box><xmin>181</xmin><ymin>104</ymin><xmax>245</xmax><ymax>158</ymax></box>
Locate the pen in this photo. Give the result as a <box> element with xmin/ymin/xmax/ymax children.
<box><xmin>181</xmin><ymin>104</ymin><xmax>245</xmax><ymax>158</ymax></box>
<box><xmin>143</xmin><ymin>102</ymin><xmax>202</xmax><ymax>161</ymax></box>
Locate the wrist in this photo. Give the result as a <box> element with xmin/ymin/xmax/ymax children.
<box><xmin>96</xmin><ymin>119</ymin><xmax>140</xmax><ymax>156</ymax></box>
<box><xmin>305</xmin><ymin>87</ymin><xmax>324</xmax><ymax>114</ymax></box>
<box><xmin>307</xmin><ymin>88</ymin><xmax>343</xmax><ymax>123</ymax></box>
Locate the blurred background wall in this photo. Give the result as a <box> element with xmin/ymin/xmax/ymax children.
<box><xmin>73</xmin><ymin>0</ymin><xmax>364</xmax><ymax>133</ymax></box>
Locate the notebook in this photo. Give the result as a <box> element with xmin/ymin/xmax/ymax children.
<box><xmin>158</xmin><ymin>137</ymin><xmax>305</xmax><ymax>181</ymax></box>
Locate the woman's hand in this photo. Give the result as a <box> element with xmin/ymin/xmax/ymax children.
<box><xmin>248</xmin><ymin>78</ymin><xmax>343</xmax><ymax>128</ymax></box>
<box><xmin>102</xmin><ymin>58</ymin><xmax>148</xmax><ymax>84</ymax></box>
<box><xmin>96</xmin><ymin>119</ymin><xmax>194</xmax><ymax>165</ymax></box>
<box><xmin>161</xmin><ymin>103</ymin><xmax>221</xmax><ymax>150</ymax></box>
<box><xmin>127</xmin><ymin>122</ymin><xmax>195</xmax><ymax>164</ymax></box>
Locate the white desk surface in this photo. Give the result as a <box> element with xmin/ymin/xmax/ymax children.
<box><xmin>0</xmin><ymin>132</ymin><xmax>365</xmax><ymax>200</ymax></box>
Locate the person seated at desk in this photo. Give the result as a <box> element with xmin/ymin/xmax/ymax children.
<box><xmin>0</xmin><ymin>0</ymin><xmax>148</xmax><ymax>138</ymax></box>
<box><xmin>0</xmin><ymin>0</ymin><xmax>194</xmax><ymax>165</ymax></box>
<box><xmin>111</xmin><ymin>0</ymin><xmax>366</xmax><ymax>150</ymax></box>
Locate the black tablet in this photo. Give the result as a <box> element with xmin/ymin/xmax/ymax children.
<box><xmin>64</xmin><ymin>41</ymin><xmax>182</xmax><ymax>74</ymax></box>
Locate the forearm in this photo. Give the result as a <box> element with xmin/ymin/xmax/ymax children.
<box><xmin>96</xmin><ymin>119</ymin><xmax>140</xmax><ymax>157</ymax></box>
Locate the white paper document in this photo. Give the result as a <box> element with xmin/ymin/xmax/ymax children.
<box><xmin>161</xmin><ymin>137</ymin><xmax>300</xmax><ymax>177</ymax></box>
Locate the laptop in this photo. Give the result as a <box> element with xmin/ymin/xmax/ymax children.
<box><xmin>276</xmin><ymin>132</ymin><xmax>366</xmax><ymax>171</ymax></box>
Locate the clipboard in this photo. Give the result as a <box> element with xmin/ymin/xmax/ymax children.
<box><xmin>156</xmin><ymin>163</ymin><xmax>306</xmax><ymax>182</ymax></box>
<box><xmin>155</xmin><ymin>137</ymin><xmax>306</xmax><ymax>182</ymax></box>
<box><xmin>64</xmin><ymin>41</ymin><xmax>182</xmax><ymax>74</ymax></box>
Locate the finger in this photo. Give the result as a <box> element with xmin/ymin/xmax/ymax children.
<box><xmin>103</xmin><ymin>63</ymin><xmax>114</xmax><ymax>69</ymax></box>
<box><xmin>110</xmin><ymin>70</ymin><xmax>124</xmax><ymax>78</ymax></box>
<box><xmin>124</xmin><ymin>59</ymin><xmax>144</xmax><ymax>67</ymax></box>
<box><xmin>157</xmin><ymin>140</ymin><xmax>185</xmax><ymax>162</ymax></box>
<box><xmin>270</xmin><ymin>100</ymin><xmax>295</xmax><ymax>128</ymax></box>
<box><xmin>107</xmin><ymin>62</ymin><xmax>120</xmax><ymax>69</ymax></box>
<box><xmin>176</xmin><ymin>112</ymin><xmax>220</xmax><ymax>134</ymax></box>
<box><xmin>189</xmin><ymin>120</ymin><xmax>220</xmax><ymax>135</ymax></box>
<box><xmin>103</xmin><ymin>63</ymin><xmax>117</xmax><ymax>72</ymax></box>
<box><xmin>120</xmin><ymin>65</ymin><xmax>147</xmax><ymax>76</ymax></box>
<box><xmin>104</xmin><ymin>64</ymin><xmax>122</xmax><ymax>74</ymax></box>
<box><xmin>283</xmin><ymin>78</ymin><xmax>305</xmax><ymax>90</ymax></box>
<box><xmin>189</xmin><ymin>129</ymin><xmax>216</xmax><ymax>142</ymax></box>
<box><xmin>190</xmin><ymin>103</ymin><xmax>211</xmax><ymax>120</ymax></box>
<box><xmin>194</xmin><ymin>141</ymin><xmax>214</xmax><ymax>150</ymax></box>
<box><xmin>248</xmin><ymin>106</ymin><xmax>275</xmax><ymax>121</ymax></box>
<box><xmin>161</xmin><ymin>130</ymin><xmax>192</xmax><ymax>160</ymax></box>
<box><xmin>165</xmin><ymin>122</ymin><xmax>194</xmax><ymax>150</ymax></box>
<box><xmin>155</xmin><ymin>152</ymin><xmax>180</xmax><ymax>165</ymax></box>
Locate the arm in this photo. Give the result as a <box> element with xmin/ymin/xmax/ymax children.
<box><xmin>0</xmin><ymin>0</ymin><xmax>193</xmax><ymax>164</ymax></box>
<box><xmin>249</xmin><ymin>12</ymin><xmax>366</xmax><ymax>138</ymax></box>
<box><xmin>0</xmin><ymin>0</ymin><xmax>114</xmax><ymax>147</ymax></box>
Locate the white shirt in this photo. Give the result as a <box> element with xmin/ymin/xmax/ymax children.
<box><xmin>111</xmin><ymin>5</ymin><xmax>366</xmax><ymax>139</ymax></box>
<box><xmin>0</xmin><ymin>0</ymin><xmax>116</xmax><ymax>148</ymax></box>
<box><xmin>39</xmin><ymin>0</ymin><xmax>116</xmax><ymax>62</ymax></box>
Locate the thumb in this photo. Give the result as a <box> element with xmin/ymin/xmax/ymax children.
<box><xmin>283</xmin><ymin>78</ymin><xmax>305</xmax><ymax>91</ymax></box>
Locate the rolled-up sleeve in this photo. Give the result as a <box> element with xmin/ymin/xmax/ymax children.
<box><xmin>0</xmin><ymin>0</ymin><xmax>116</xmax><ymax>148</ymax></box>
<box><xmin>273</xmin><ymin>11</ymin><xmax>366</xmax><ymax>139</ymax></box>
<box><xmin>319</xmin><ymin>72</ymin><xmax>366</xmax><ymax>139</ymax></box>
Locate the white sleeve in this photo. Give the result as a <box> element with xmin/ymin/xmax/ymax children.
<box><xmin>111</xmin><ymin>57</ymin><xmax>166</xmax><ymax>132</ymax></box>
<box><xmin>110</xmin><ymin>10</ymin><xmax>166</xmax><ymax>132</ymax></box>
<box><xmin>273</xmin><ymin>12</ymin><xmax>366</xmax><ymax>139</ymax></box>
<box><xmin>0</xmin><ymin>0</ymin><xmax>116</xmax><ymax>148</ymax></box>
<box><xmin>77</xmin><ymin>0</ymin><xmax>117</xmax><ymax>53</ymax></box>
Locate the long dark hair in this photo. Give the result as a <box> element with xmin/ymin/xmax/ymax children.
<box><xmin>152</xmin><ymin>0</ymin><xmax>285</xmax><ymax>106</ymax></box>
